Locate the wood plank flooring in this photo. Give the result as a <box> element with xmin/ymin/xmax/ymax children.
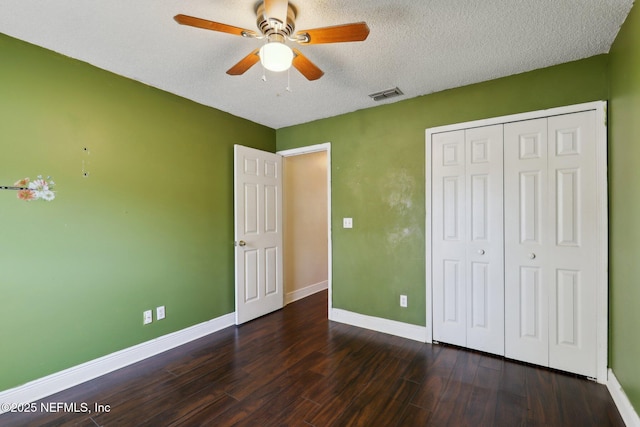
<box><xmin>0</xmin><ymin>290</ymin><xmax>624</xmax><ymax>426</ymax></box>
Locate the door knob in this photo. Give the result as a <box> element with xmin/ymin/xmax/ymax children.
<box><xmin>237</xmin><ymin>240</ymin><xmax>247</xmax><ymax>247</ymax></box>
<box><xmin>529</xmin><ymin>253</ymin><xmax>536</xmax><ymax>259</ymax></box>
<box><xmin>478</xmin><ymin>249</ymin><xmax>485</xmax><ymax>255</ymax></box>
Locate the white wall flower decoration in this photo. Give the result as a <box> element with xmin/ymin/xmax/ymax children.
<box><xmin>1</xmin><ymin>176</ymin><xmax>56</xmax><ymax>201</ymax></box>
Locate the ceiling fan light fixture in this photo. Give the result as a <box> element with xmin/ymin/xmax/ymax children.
<box><xmin>259</xmin><ymin>42</ymin><xmax>294</xmax><ymax>72</ymax></box>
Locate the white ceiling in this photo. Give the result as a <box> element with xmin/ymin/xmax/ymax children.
<box><xmin>0</xmin><ymin>0</ymin><xmax>633</xmax><ymax>129</ymax></box>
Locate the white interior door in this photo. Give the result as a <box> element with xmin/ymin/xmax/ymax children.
<box><xmin>547</xmin><ymin>111</ymin><xmax>597</xmax><ymax>377</ymax></box>
<box><xmin>432</xmin><ymin>130</ymin><xmax>467</xmax><ymax>347</ymax></box>
<box><xmin>464</xmin><ymin>125</ymin><xmax>504</xmax><ymax>355</ymax></box>
<box><xmin>504</xmin><ymin>112</ymin><xmax>597</xmax><ymax>377</ymax></box>
<box><xmin>234</xmin><ymin>145</ymin><xmax>283</xmax><ymax>325</ymax></box>
<box><xmin>504</xmin><ymin>118</ymin><xmax>550</xmax><ymax>367</ymax></box>
<box><xmin>431</xmin><ymin>125</ymin><xmax>504</xmax><ymax>355</ymax></box>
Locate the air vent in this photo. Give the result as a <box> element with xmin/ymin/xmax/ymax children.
<box><xmin>369</xmin><ymin>87</ymin><xmax>403</xmax><ymax>101</ymax></box>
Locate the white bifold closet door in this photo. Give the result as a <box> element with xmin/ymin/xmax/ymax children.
<box><xmin>432</xmin><ymin>125</ymin><xmax>505</xmax><ymax>356</ymax></box>
<box><xmin>504</xmin><ymin>111</ymin><xmax>597</xmax><ymax>378</ymax></box>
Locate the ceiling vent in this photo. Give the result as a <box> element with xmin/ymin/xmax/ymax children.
<box><xmin>369</xmin><ymin>87</ymin><xmax>403</xmax><ymax>101</ymax></box>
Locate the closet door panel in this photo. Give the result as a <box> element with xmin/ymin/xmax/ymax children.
<box><xmin>519</xmin><ymin>266</ymin><xmax>542</xmax><ymax>338</ymax></box>
<box><xmin>465</xmin><ymin>125</ymin><xmax>504</xmax><ymax>355</ymax></box>
<box><xmin>548</xmin><ymin>111</ymin><xmax>597</xmax><ymax>378</ymax></box>
<box><xmin>504</xmin><ymin>118</ymin><xmax>550</xmax><ymax>366</ymax></box>
<box><xmin>432</xmin><ymin>130</ymin><xmax>467</xmax><ymax>347</ymax></box>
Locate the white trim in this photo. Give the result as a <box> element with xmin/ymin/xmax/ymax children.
<box><xmin>425</xmin><ymin>101</ymin><xmax>608</xmax><ymax>382</ymax></box>
<box><xmin>330</xmin><ymin>308</ymin><xmax>427</xmax><ymax>342</ymax></box>
<box><xmin>594</xmin><ymin>104</ymin><xmax>609</xmax><ymax>384</ymax></box>
<box><xmin>0</xmin><ymin>313</ymin><xmax>235</xmax><ymax>414</ymax></box>
<box><xmin>607</xmin><ymin>369</ymin><xmax>640</xmax><ymax>427</ymax></box>
<box><xmin>425</xmin><ymin>125</ymin><xmax>434</xmax><ymax>344</ymax></box>
<box><xmin>278</xmin><ymin>143</ymin><xmax>329</xmax><ymax>156</ymax></box>
<box><xmin>426</xmin><ymin>101</ymin><xmax>605</xmax><ymax>134</ymax></box>
<box><xmin>277</xmin><ymin>142</ymin><xmax>333</xmax><ymax>318</ymax></box>
<box><xmin>285</xmin><ymin>280</ymin><xmax>328</xmax><ymax>304</ymax></box>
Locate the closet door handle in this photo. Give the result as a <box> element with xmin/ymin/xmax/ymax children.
<box><xmin>478</xmin><ymin>249</ymin><xmax>485</xmax><ymax>255</ymax></box>
<box><xmin>529</xmin><ymin>253</ymin><xmax>536</xmax><ymax>259</ymax></box>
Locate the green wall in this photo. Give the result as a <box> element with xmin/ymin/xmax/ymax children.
<box><xmin>609</xmin><ymin>2</ymin><xmax>640</xmax><ymax>411</ymax></box>
<box><xmin>277</xmin><ymin>55</ymin><xmax>609</xmax><ymax>327</ymax></box>
<box><xmin>0</xmin><ymin>34</ymin><xmax>274</xmax><ymax>390</ymax></box>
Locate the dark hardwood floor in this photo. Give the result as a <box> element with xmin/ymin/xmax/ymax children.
<box><xmin>0</xmin><ymin>290</ymin><xmax>624</xmax><ymax>426</ymax></box>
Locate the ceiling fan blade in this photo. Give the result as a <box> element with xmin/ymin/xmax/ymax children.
<box><xmin>227</xmin><ymin>49</ymin><xmax>261</xmax><ymax>75</ymax></box>
<box><xmin>263</xmin><ymin>0</ymin><xmax>289</xmax><ymax>24</ymax></box>
<box><xmin>174</xmin><ymin>14</ymin><xmax>257</xmax><ymax>37</ymax></box>
<box><xmin>292</xmin><ymin>49</ymin><xmax>324</xmax><ymax>81</ymax></box>
<box><xmin>295</xmin><ymin>22</ymin><xmax>370</xmax><ymax>44</ymax></box>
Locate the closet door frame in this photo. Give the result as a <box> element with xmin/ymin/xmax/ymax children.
<box><xmin>425</xmin><ymin>101</ymin><xmax>608</xmax><ymax>383</ymax></box>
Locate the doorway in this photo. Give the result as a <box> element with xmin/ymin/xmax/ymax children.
<box><xmin>278</xmin><ymin>143</ymin><xmax>332</xmax><ymax>314</ymax></box>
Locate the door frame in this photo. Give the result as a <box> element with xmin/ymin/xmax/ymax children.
<box><xmin>277</xmin><ymin>143</ymin><xmax>332</xmax><ymax>317</ymax></box>
<box><xmin>425</xmin><ymin>101</ymin><xmax>608</xmax><ymax>383</ymax></box>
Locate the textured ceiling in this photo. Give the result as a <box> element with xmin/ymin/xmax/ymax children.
<box><xmin>0</xmin><ymin>0</ymin><xmax>634</xmax><ymax>129</ymax></box>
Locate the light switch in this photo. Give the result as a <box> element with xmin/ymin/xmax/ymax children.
<box><xmin>343</xmin><ymin>218</ymin><xmax>353</xmax><ymax>228</ymax></box>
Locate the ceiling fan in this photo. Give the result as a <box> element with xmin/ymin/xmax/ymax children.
<box><xmin>174</xmin><ymin>0</ymin><xmax>370</xmax><ymax>81</ymax></box>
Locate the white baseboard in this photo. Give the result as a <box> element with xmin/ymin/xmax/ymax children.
<box><xmin>607</xmin><ymin>368</ymin><xmax>640</xmax><ymax>427</ymax></box>
<box><xmin>0</xmin><ymin>313</ymin><xmax>235</xmax><ymax>414</ymax></box>
<box><xmin>329</xmin><ymin>308</ymin><xmax>427</xmax><ymax>342</ymax></box>
<box><xmin>285</xmin><ymin>280</ymin><xmax>328</xmax><ymax>304</ymax></box>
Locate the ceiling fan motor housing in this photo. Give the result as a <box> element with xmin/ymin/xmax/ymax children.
<box><xmin>256</xmin><ymin>3</ymin><xmax>296</xmax><ymax>37</ymax></box>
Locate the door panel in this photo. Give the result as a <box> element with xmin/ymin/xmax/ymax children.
<box><xmin>556</xmin><ymin>169</ymin><xmax>579</xmax><ymax>246</ymax></box>
<box><xmin>519</xmin><ymin>171</ymin><xmax>542</xmax><ymax>244</ymax></box>
<box><xmin>234</xmin><ymin>145</ymin><xmax>283</xmax><ymax>325</ymax></box>
<box><xmin>432</xmin><ymin>130</ymin><xmax>466</xmax><ymax>346</ymax></box>
<box><xmin>470</xmin><ymin>261</ymin><xmax>489</xmax><ymax>328</ymax></box>
<box><xmin>505</xmin><ymin>112</ymin><xmax>597</xmax><ymax>377</ymax></box>
<box><xmin>556</xmin><ymin>269</ymin><xmax>579</xmax><ymax>345</ymax></box>
<box><xmin>244</xmin><ymin>183</ymin><xmax>259</xmax><ymax>233</ymax></box>
<box><xmin>265</xmin><ymin>184</ymin><xmax>278</xmax><ymax>232</ymax></box>
<box><xmin>432</xmin><ymin>126</ymin><xmax>503</xmax><ymax>355</ymax></box>
<box><xmin>244</xmin><ymin>249</ymin><xmax>259</xmax><ymax>300</ymax></box>
<box><xmin>519</xmin><ymin>266</ymin><xmax>542</xmax><ymax>338</ymax></box>
<box><xmin>465</xmin><ymin>125</ymin><xmax>504</xmax><ymax>355</ymax></box>
<box><xmin>505</xmin><ymin>118</ymin><xmax>549</xmax><ymax>366</ymax></box>
<box><xmin>470</xmin><ymin>175</ymin><xmax>488</xmax><ymax>240</ymax></box>
<box><xmin>265</xmin><ymin>246</ymin><xmax>278</xmax><ymax>295</ymax></box>
<box><xmin>443</xmin><ymin>176</ymin><xmax>463</xmax><ymax>241</ymax></box>
<box><xmin>547</xmin><ymin>111</ymin><xmax>597</xmax><ymax>377</ymax></box>
<box><xmin>443</xmin><ymin>259</ymin><xmax>463</xmax><ymax>322</ymax></box>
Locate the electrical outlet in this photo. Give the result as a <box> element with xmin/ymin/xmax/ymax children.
<box><xmin>400</xmin><ymin>295</ymin><xmax>408</xmax><ymax>308</ymax></box>
<box><xmin>343</xmin><ymin>218</ymin><xmax>353</xmax><ymax>228</ymax></box>
<box><xmin>157</xmin><ymin>306</ymin><xmax>166</xmax><ymax>320</ymax></box>
<box><xmin>143</xmin><ymin>310</ymin><xmax>153</xmax><ymax>325</ymax></box>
